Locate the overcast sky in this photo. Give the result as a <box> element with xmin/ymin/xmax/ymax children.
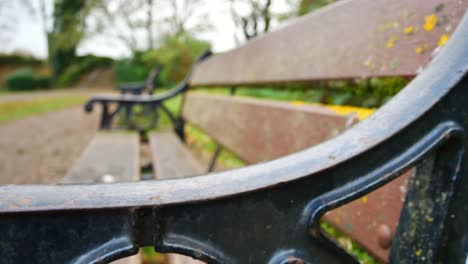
<box><xmin>2</xmin><ymin>0</ymin><xmax>296</xmax><ymax>59</ymax></box>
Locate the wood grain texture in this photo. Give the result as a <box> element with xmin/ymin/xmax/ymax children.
<box><xmin>191</xmin><ymin>0</ymin><xmax>466</xmax><ymax>86</ymax></box>
<box><xmin>63</xmin><ymin>132</ymin><xmax>140</xmax><ymax>183</ymax></box>
<box><xmin>149</xmin><ymin>132</ymin><xmax>204</xmax><ymax>180</ymax></box>
<box><xmin>182</xmin><ymin>93</ymin><xmax>358</xmax><ymax>164</ymax></box>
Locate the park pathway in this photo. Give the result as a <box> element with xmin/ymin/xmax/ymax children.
<box><xmin>0</xmin><ymin>105</ymin><xmax>99</xmax><ymax>184</ymax></box>
<box><xmin>0</xmin><ymin>88</ymin><xmax>112</xmax><ymax>102</ymax></box>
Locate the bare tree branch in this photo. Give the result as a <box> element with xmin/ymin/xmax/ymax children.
<box><xmin>230</xmin><ymin>0</ymin><xmax>274</xmax><ymax>42</ymax></box>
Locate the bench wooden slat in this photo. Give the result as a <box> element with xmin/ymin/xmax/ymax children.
<box><xmin>191</xmin><ymin>0</ymin><xmax>466</xmax><ymax>86</ymax></box>
<box><xmin>63</xmin><ymin>132</ymin><xmax>140</xmax><ymax>183</ymax></box>
<box><xmin>182</xmin><ymin>92</ymin><xmax>358</xmax><ymax>164</ymax></box>
<box><xmin>149</xmin><ymin>132</ymin><xmax>204</xmax><ymax>180</ymax></box>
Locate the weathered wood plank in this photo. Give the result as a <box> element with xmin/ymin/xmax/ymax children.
<box><xmin>149</xmin><ymin>132</ymin><xmax>204</xmax><ymax>180</ymax></box>
<box><xmin>63</xmin><ymin>132</ymin><xmax>140</xmax><ymax>183</ymax></box>
<box><xmin>182</xmin><ymin>92</ymin><xmax>358</xmax><ymax>164</ymax></box>
<box><xmin>191</xmin><ymin>0</ymin><xmax>466</xmax><ymax>86</ymax></box>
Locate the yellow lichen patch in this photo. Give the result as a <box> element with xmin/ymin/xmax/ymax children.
<box><xmin>378</xmin><ymin>21</ymin><xmax>399</xmax><ymax>32</ymax></box>
<box><xmin>415</xmin><ymin>249</ymin><xmax>422</xmax><ymax>257</ymax></box>
<box><xmin>289</xmin><ymin>101</ymin><xmax>375</xmax><ymax>121</ymax></box>
<box><xmin>438</xmin><ymin>34</ymin><xmax>449</xmax><ymax>47</ymax></box>
<box><xmin>404</xmin><ymin>26</ymin><xmax>415</xmax><ymax>35</ymax></box>
<box><xmin>386</xmin><ymin>36</ymin><xmax>398</xmax><ymax>48</ymax></box>
<box><xmin>289</xmin><ymin>100</ymin><xmax>305</xmax><ymax>106</ymax></box>
<box><xmin>323</xmin><ymin>105</ymin><xmax>375</xmax><ymax>121</ymax></box>
<box><xmin>424</xmin><ymin>14</ymin><xmax>438</xmax><ymax>31</ymax></box>
<box><xmin>363</xmin><ymin>57</ymin><xmax>376</xmax><ymax>69</ymax></box>
<box><xmin>361</xmin><ymin>196</ymin><xmax>368</xmax><ymax>204</ymax></box>
<box><xmin>415</xmin><ymin>46</ymin><xmax>424</xmax><ymax>54</ymax></box>
<box><xmin>425</xmin><ymin>215</ymin><xmax>434</xmax><ymax>222</ymax></box>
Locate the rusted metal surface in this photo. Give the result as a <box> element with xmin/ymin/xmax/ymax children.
<box><xmin>191</xmin><ymin>0</ymin><xmax>466</xmax><ymax>86</ymax></box>
<box><xmin>183</xmin><ymin>93</ymin><xmax>358</xmax><ymax>164</ymax></box>
<box><xmin>63</xmin><ymin>132</ymin><xmax>140</xmax><ymax>183</ymax></box>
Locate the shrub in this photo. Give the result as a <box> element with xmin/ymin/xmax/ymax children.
<box><xmin>57</xmin><ymin>64</ymin><xmax>82</xmax><ymax>87</ymax></box>
<box><xmin>0</xmin><ymin>54</ymin><xmax>43</xmax><ymax>66</ymax></box>
<box><xmin>111</xmin><ymin>34</ymin><xmax>210</xmax><ymax>87</ymax></box>
<box><xmin>57</xmin><ymin>55</ymin><xmax>114</xmax><ymax>87</ymax></box>
<box><xmin>4</xmin><ymin>68</ymin><xmax>51</xmax><ymax>91</ymax></box>
<box><xmin>140</xmin><ymin>34</ymin><xmax>211</xmax><ymax>85</ymax></box>
<box><xmin>113</xmin><ymin>59</ymin><xmax>149</xmax><ymax>84</ymax></box>
<box><xmin>5</xmin><ymin>68</ymin><xmax>37</xmax><ymax>90</ymax></box>
<box><xmin>35</xmin><ymin>75</ymin><xmax>52</xmax><ymax>88</ymax></box>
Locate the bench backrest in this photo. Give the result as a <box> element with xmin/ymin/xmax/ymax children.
<box><xmin>185</xmin><ymin>0</ymin><xmax>466</xmax><ymax>162</ymax></box>
<box><xmin>191</xmin><ymin>0</ymin><xmax>465</xmax><ymax>86</ymax></box>
<box><xmin>183</xmin><ymin>93</ymin><xmax>358</xmax><ymax>164</ymax></box>
<box><xmin>186</xmin><ymin>0</ymin><xmax>466</xmax><ymax>155</ymax></box>
<box><xmin>146</xmin><ymin>65</ymin><xmax>162</xmax><ymax>94</ymax></box>
<box><xmin>180</xmin><ymin>1</ymin><xmax>466</xmax><ymax>262</ymax></box>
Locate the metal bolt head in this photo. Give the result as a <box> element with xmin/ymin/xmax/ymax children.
<box><xmin>377</xmin><ymin>224</ymin><xmax>393</xmax><ymax>249</ymax></box>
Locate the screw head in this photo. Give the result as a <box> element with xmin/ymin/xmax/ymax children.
<box><xmin>377</xmin><ymin>224</ymin><xmax>393</xmax><ymax>249</ymax></box>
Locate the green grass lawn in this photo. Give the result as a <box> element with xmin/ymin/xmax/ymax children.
<box><xmin>0</xmin><ymin>95</ymin><xmax>87</xmax><ymax>124</ymax></box>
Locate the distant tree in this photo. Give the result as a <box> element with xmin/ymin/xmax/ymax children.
<box><xmin>160</xmin><ymin>0</ymin><xmax>210</xmax><ymax>38</ymax></box>
<box><xmin>140</xmin><ymin>33</ymin><xmax>211</xmax><ymax>84</ymax></box>
<box><xmin>298</xmin><ymin>0</ymin><xmax>335</xmax><ymax>16</ymax></box>
<box><xmin>18</xmin><ymin>0</ymin><xmax>54</xmax><ymax>62</ymax></box>
<box><xmin>146</xmin><ymin>0</ymin><xmax>155</xmax><ymax>50</ymax></box>
<box><xmin>0</xmin><ymin>0</ymin><xmax>15</xmax><ymax>47</ymax></box>
<box><xmin>230</xmin><ymin>0</ymin><xmax>273</xmax><ymax>42</ymax></box>
<box><xmin>35</xmin><ymin>0</ymin><xmax>53</xmax><ymax>60</ymax></box>
<box><xmin>0</xmin><ymin>0</ymin><xmax>36</xmax><ymax>52</ymax></box>
<box><xmin>86</xmin><ymin>0</ymin><xmax>157</xmax><ymax>52</ymax></box>
<box><xmin>49</xmin><ymin>0</ymin><xmax>90</xmax><ymax>81</ymax></box>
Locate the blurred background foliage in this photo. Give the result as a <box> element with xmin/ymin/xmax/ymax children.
<box><xmin>115</xmin><ymin>34</ymin><xmax>211</xmax><ymax>85</ymax></box>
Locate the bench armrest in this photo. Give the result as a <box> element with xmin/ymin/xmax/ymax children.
<box><xmin>116</xmin><ymin>82</ymin><xmax>147</xmax><ymax>95</ymax></box>
<box><xmin>85</xmin><ymin>50</ymin><xmax>212</xmax><ymax>130</ymax></box>
<box><xmin>85</xmin><ymin>78</ymin><xmax>188</xmax><ymax>113</ymax></box>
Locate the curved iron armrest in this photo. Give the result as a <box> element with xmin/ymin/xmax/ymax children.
<box><xmin>116</xmin><ymin>65</ymin><xmax>163</xmax><ymax>96</ymax></box>
<box><xmin>0</xmin><ymin>17</ymin><xmax>467</xmax><ymax>264</ymax></box>
<box><xmin>146</xmin><ymin>65</ymin><xmax>163</xmax><ymax>95</ymax></box>
<box><xmin>116</xmin><ymin>82</ymin><xmax>147</xmax><ymax>95</ymax></box>
<box><xmin>86</xmin><ymin>53</ymin><xmax>211</xmax><ymax>130</ymax></box>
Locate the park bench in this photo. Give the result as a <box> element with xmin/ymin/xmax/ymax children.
<box><xmin>1</xmin><ymin>0</ymin><xmax>467</xmax><ymax>263</ymax></box>
<box><xmin>117</xmin><ymin>65</ymin><xmax>162</xmax><ymax>95</ymax></box>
